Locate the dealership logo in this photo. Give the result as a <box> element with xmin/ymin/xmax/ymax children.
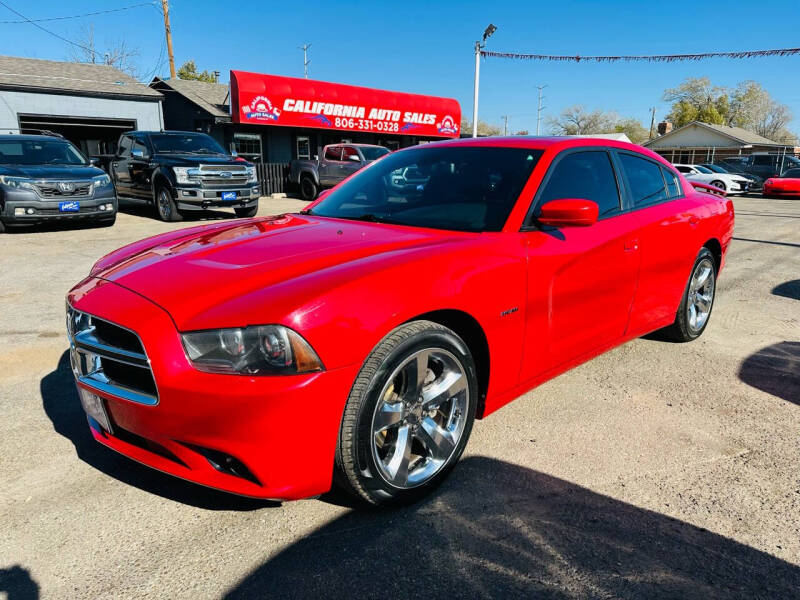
<box><xmin>58</xmin><ymin>181</ymin><xmax>75</xmax><ymax>192</ymax></box>
<box><xmin>242</xmin><ymin>95</ymin><xmax>281</xmax><ymax>121</ymax></box>
<box><xmin>436</xmin><ymin>115</ymin><xmax>459</xmax><ymax>135</ymax></box>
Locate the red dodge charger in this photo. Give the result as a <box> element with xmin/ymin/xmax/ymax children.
<box><xmin>66</xmin><ymin>137</ymin><xmax>734</xmax><ymax>505</ymax></box>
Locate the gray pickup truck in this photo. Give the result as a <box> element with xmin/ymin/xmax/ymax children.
<box><xmin>289</xmin><ymin>143</ymin><xmax>390</xmax><ymax>200</ymax></box>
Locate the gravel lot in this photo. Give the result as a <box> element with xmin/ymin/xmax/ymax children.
<box><xmin>1</xmin><ymin>195</ymin><xmax>798</xmax><ymax>599</ymax></box>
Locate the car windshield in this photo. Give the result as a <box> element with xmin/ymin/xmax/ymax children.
<box><xmin>782</xmin><ymin>168</ymin><xmax>800</xmax><ymax>178</ymax></box>
<box><xmin>150</xmin><ymin>133</ymin><xmax>226</xmax><ymax>155</ymax></box>
<box><xmin>308</xmin><ymin>146</ymin><xmax>542</xmax><ymax>232</ymax></box>
<box><xmin>0</xmin><ymin>139</ymin><xmax>87</xmax><ymax>165</ymax></box>
<box><xmin>694</xmin><ymin>165</ymin><xmax>713</xmax><ymax>174</ymax></box>
<box><xmin>704</xmin><ymin>164</ymin><xmax>728</xmax><ymax>173</ymax></box>
<box><xmin>360</xmin><ymin>146</ymin><xmax>391</xmax><ymax>162</ymax></box>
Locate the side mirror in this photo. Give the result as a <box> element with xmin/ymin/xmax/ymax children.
<box><xmin>131</xmin><ymin>149</ymin><xmax>145</xmax><ymax>159</ymax></box>
<box><xmin>347</xmin><ymin>154</ymin><xmax>362</xmax><ymax>163</ymax></box>
<box><xmin>537</xmin><ymin>198</ymin><xmax>599</xmax><ymax>227</ymax></box>
<box><xmin>231</xmin><ymin>149</ymin><xmax>238</xmax><ymax>157</ymax></box>
<box><xmin>89</xmin><ymin>157</ymin><xmax>101</xmax><ymax>166</ymax></box>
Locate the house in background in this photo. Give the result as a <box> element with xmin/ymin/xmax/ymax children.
<box><xmin>0</xmin><ymin>55</ymin><xmax>162</xmax><ymax>157</ymax></box>
<box><xmin>644</xmin><ymin>120</ymin><xmax>798</xmax><ymax>164</ymax></box>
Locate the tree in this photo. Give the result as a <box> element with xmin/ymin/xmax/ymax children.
<box><xmin>177</xmin><ymin>60</ymin><xmax>217</xmax><ymax>83</ymax></box>
<box><xmin>613</xmin><ymin>118</ymin><xmax>650</xmax><ymax>144</ymax></box>
<box><xmin>460</xmin><ymin>117</ymin><xmax>502</xmax><ymax>136</ymax></box>
<box><xmin>69</xmin><ymin>24</ymin><xmax>139</xmax><ymax>77</ymax></box>
<box><xmin>546</xmin><ymin>105</ymin><xmax>619</xmax><ymax>135</ymax></box>
<box><xmin>730</xmin><ymin>81</ymin><xmax>795</xmax><ymax>142</ymax></box>
<box><xmin>663</xmin><ymin>77</ymin><xmax>730</xmax><ymax>127</ymax></box>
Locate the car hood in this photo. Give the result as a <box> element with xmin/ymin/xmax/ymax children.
<box><xmin>92</xmin><ymin>214</ymin><xmax>461</xmax><ymax>330</ymax></box>
<box><xmin>152</xmin><ymin>153</ymin><xmax>250</xmax><ymax>167</ymax></box>
<box><xmin>0</xmin><ymin>164</ymin><xmax>104</xmax><ymax>179</ymax></box>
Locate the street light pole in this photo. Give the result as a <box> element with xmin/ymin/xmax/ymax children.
<box><xmin>536</xmin><ymin>85</ymin><xmax>547</xmax><ymax>136</ymax></box>
<box><xmin>472</xmin><ymin>24</ymin><xmax>496</xmax><ymax>138</ymax></box>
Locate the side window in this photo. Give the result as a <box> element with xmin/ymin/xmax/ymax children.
<box><xmin>324</xmin><ymin>146</ymin><xmax>342</xmax><ymax>161</ymax></box>
<box><xmin>661</xmin><ymin>166</ymin><xmax>682</xmax><ymax>198</ymax></box>
<box><xmin>342</xmin><ymin>146</ymin><xmax>360</xmax><ymax>162</ymax></box>
<box><xmin>675</xmin><ymin>165</ymin><xmax>691</xmax><ymax>174</ymax></box>
<box><xmin>537</xmin><ymin>150</ymin><xmax>621</xmax><ymax>218</ymax></box>
<box><xmin>753</xmin><ymin>155</ymin><xmax>772</xmax><ymax>166</ymax></box>
<box><xmin>619</xmin><ymin>153</ymin><xmax>668</xmax><ymax>207</ymax></box>
<box><xmin>117</xmin><ymin>135</ymin><xmax>132</xmax><ymax>157</ymax></box>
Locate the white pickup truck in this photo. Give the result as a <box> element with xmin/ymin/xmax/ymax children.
<box><xmin>289</xmin><ymin>143</ymin><xmax>390</xmax><ymax>200</ymax></box>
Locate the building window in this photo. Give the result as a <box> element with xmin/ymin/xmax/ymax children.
<box><xmin>233</xmin><ymin>133</ymin><xmax>262</xmax><ymax>163</ymax></box>
<box><xmin>296</xmin><ymin>136</ymin><xmax>310</xmax><ymax>160</ymax></box>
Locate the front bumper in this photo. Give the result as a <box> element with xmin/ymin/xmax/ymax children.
<box><xmin>174</xmin><ymin>184</ymin><xmax>261</xmax><ymax>211</ymax></box>
<box><xmin>763</xmin><ymin>186</ymin><xmax>800</xmax><ymax>197</ymax></box>
<box><xmin>2</xmin><ymin>188</ymin><xmax>117</xmax><ymax>224</ymax></box>
<box><xmin>67</xmin><ymin>277</ymin><xmax>357</xmax><ymax>500</ymax></box>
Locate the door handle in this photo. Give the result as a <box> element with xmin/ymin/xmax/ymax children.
<box><xmin>624</xmin><ymin>238</ymin><xmax>639</xmax><ymax>252</ymax></box>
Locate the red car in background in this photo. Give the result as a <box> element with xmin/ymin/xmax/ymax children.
<box><xmin>763</xmin><ymin>167</ymin><xmax>800</xmax><ymax>198</ymax></box>
<box><xmin>66</xmin><ymin>137</ymin><xmax>734</xmax><ymax>506</ymax></box>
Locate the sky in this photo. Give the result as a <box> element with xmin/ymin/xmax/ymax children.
<box><xmin>3</xmin><ymin>0</ymin><xmax>800</xmax><ymax>135</ymax></box>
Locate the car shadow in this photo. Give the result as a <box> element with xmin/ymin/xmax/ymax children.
<box><xmin>118</xmin><ymin>202</ymin><xmax>237</xmax><ymax>222</ymax></box>
<box><xmin>772</xmin><ymin>279</ymin><xmax>800</xmax><ymax>300</ymax></box>
<box><xmin>41</xmin><ymin>351</ymin><xmax>277</xmax><ymax>510</ymax></box>
<box><xmin>738</xmin><ymin>341</ymin><xmax>800</xmax><ymax>406</ymax></box>
<box><xmin>224</xmin><ymin>456</ymin><xmax>800</xmax><ymax>599</ymax></box>
<box><xmin>0</xmin><ymin>565</ymin><xmax>39</xmax><ymax>600</ymax></box>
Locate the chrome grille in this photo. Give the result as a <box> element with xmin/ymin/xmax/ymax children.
<box><xmin>36</xmin><ymin>182</ymin><xmax>92</xmax><ymax>198</ymax></box>
<box><xmin>67</xmin><ymin>306</ymin><xmax>158</xmax><ymax>405</ymax></box>
<box><xmin>198</xmin><ymin>164</ymin><xmax>252</xmax><ymax>188</ymax></box>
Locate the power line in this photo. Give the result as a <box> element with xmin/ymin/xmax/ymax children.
<box><xmin>482</xmin><ymin>47</ymin><xmax>800</xmax><ymax>63</ymax></box>
<box><xmin>0</xmin><ymin>2</ymin><xmax>153</xmax><ymax>24</ymax></box>
<box><xmin>0</xmin><ymin>1</ymin><xmax>96</xmax><ymax>55</ymax></box>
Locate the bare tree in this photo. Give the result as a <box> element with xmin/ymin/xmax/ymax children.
<box><xmin>69</xmin><ymin>24</ymin><xmax>140</xmax><ymax>77</ymax></box>
<box><xmin>546</xmin><ymin>105</ymin><xmax>619</xmax><ymax>135</ymax></box>
<box><xmin>730</xmin><ymin>81</ymin><xmax>794</xmax><ymax>142</ymax></box>
<box><xmin>460</xmin><ymin>117</ymin><xmax>502</xmax><ymax>136</ymax></box>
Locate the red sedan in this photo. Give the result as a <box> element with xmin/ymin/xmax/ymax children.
<box><xmin>66</xmin><ymin>137</ymin><xmax>734</xmax><ymax>505</ymax></box>
<box><xmin>763</xmin><ymin>168</ymin><xmax>800</xmax><ymax>198</ymax></box>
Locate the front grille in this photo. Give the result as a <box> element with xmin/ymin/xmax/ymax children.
<box><xmin>198</xmin><ymin>164</ymin><xmax>251</xmax><ymax>188</ymax></box>
<box><xmin>67</xmin><ymin>306</ymin><xmax>158</xmax><ymax>405</ymax></box>
<box><xmin>199</xmin><ymin>164</ymin><xmax>247</xmax><ymax>172</ymax></box>
<box><xmin>35</xmin><ymin>182</ymin><xmax>92</xmax><ymax>198</ymax></box>
<box><xmin>200</xmin><ymin>176</ymin><xmax>249</xmax><ymax>188</ymax></box>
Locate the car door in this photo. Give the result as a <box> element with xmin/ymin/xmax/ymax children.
<box><xmin>338</xmin><ymin>146</ymin><xmax>364</xmax><ymax>182</ymax></box>
<box><xmin>519</xmin><ymin>149</ymin><xmax>642</xmax><ymax>382</ymax></box>
<box><xmin>111</xmin><ymin>135</ymin><xmax>133</xmax><ymax>197</ymax></box>
<box><xmin>622</xmin><ymin>154</ymin><xmax>700</xmax><ymax>335</ymax></box>
<box><xmin>319</xmin><ymin>146</ymin><xmax>342</xmax><ymax>186</ymax></box>
<box><xmin>129</xmin><ymin>136</ymin><xmax>153</xmax><ymax>199</ymax></box>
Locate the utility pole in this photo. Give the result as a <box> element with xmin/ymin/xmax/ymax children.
<box><xmin>536</xmin><ymin>85</ymin><xmax>547</xmax><ymax>136</ymax></box>
<box><xmin>501</xmin><ymin>115</ymin><xmax>509</xmax><ymax>135</ymax></box>
<box><xmin>300</xmin><ymin>43</ymin><xmax>311</xmax><ymax>79</ymax></box>
<box><xmin>161</xmin><ymin>0</ymin><xmax>176</xmax><ymax>79</ymax></box>
<box><xmin>648</xmin><ymin>106</ymin><xmax>657</xmax><ymax>140</ymax></box>
<box><xmin>472</xmin><ymin>24</ymin><xmax>497</xmax><ymax>137</ymax></box>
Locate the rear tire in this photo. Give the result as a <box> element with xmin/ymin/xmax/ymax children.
<box><xmin>234</xmin><ymin>205</ymin><xmax>258</xmax><ymax>218</ymax></box>
<box><xmin>661</xmin><ymin>248</ymin><xmax>717</xmax><ymax>342</ymax></box>
<box><xmin>336</xmin><ymin>320</ymin><xmax>477</xmax><ymax>506</ymax></box>
<box><xmin>155</xmin><ymin>185</ymin><xmax>182</xmax><ymax>222</ymax></box>
<box><xmin>299</xmin><ymin>175</ymin><xmax>318</xmax><ymax>201</ymax></box>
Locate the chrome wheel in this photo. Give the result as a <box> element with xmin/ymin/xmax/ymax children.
<box><xmin>371</xmin><ymin>348</ymin><xmax>469</xmax><ymax>489</ymax></box>
<box><xmin>687</xmin><ymin>258</ymin><xmax>715</xmax><ymax>333</ymax></box>
<box><xmin>158</xmin><ymin>189</ymin><xmax>172</xmax><ymax>220</ymax></box>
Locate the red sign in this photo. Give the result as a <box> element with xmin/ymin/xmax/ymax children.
<box><xmin>230</xmin><ymin>71</ymin><xmax>461</xmax><ymax>138</ymax></box>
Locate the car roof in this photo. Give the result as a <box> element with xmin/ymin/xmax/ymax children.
<box><xmin>126</xmin><ymin>130</ymin><xmax>211</xmax><ymax>136</ymax></box>
<box><xmin>0</xmin><ymin>134</ymin><xmax>69</xmax><ymax>142</ymax></box>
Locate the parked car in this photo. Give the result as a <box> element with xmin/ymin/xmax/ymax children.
<box><xmin>699</xmin><ymin>163</ymin><xmax>763</xmax><ymax>190</ymax></box>
<box><xmin>718</xmin><ymin>153</ymin><xmax>800</xmax><ymax>180</ymax></box>
<box><xmin>66</xmin><ymin>137</ymin><xmax>733</xmax><ymax>506</ymax></box>
<box><xmin>672</xmin><ymin>164</ymin><xmax>750</xmax><ymax>194</ymax></box>
<box><xmin>289</xmin><ymin>143</ymin><xmax>390</xmax><ymax>200</ymax></box>
<box><xmin>111</xmin><ymin>131</ymin><xmax>260</xmax><ymax>222</ymax></box>
<box><xmin>0</xmin><ymin>133</ymin><xmax>116</xmax><ymax>233</ymax></box>
<box><xmin>763</xmin><ymin>167</ymin><xmax>800</xmax><ymax>198</ymax></box>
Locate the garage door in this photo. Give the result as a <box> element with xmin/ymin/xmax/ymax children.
<box><xmin>18</xmin><ymin>114</ymin><xmax>136</xmax><ymax>157</ymax></box>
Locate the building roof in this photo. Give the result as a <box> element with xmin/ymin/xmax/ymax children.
<box><xmin>152</xmin><ymin>77</ymin><xmax>230</xmax><ymax>119</ymax></box>
<box><xmin>0</xmin><ymin>55</ymin><xmax>162</xmax><ymax>99</ymax></box>
<box><xmin>644</xmin><ymin>120</ymin><xmax>785</xmax><ymax>148</ymax></box>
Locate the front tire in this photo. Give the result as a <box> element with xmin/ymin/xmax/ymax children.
<box><xmin>155</xmin><ymin>185</ymin><xmax>182</xmax><ymax>222</ymax></box>
<box><xmin>661</xmin><ymin>248</ymin><xmax>717</xmax><ymax>342</ymax></box>
<box><xmin>299</xmin><ymin>175</ymin><xmax>318</xmax><ymax>201</ymax></box>
<box><xmin>0</xmin><ymin>218</ymin><xmax>5</xmax><ymax>233</ymax></box>
<box><xmin>234</xmin><ymin>205</ymin><xmax>258</xmax><ymax>218</ymax></box>
<box><xmin>710</xmin><ymin>180</ymin><xmax>726</xmax><ymax>192</ymax></box>
<box><xmin>336</xmin><ymin>320</ymin><xmax>478</xmax><ymax>506</ymax></box>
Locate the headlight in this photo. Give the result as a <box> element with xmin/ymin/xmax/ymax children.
<box><xmin>181</xmin><ymin>325</ymin><xmax>323</xmax><ymax>375</ymax></box>
<box><xmin>765</xmin><ymin>179</ymin><xmax>774</xmax><ymax>186</ymax></box>
<box><xmin>0</xmin><ymin>175</ymin><xmax>34</xmax><ymax>190</ymax></box>
<box><xmin>92</xmin><ymin>174</ymin><xmax>112</xmax><ymax>190</ymax></box>
<box><xmin>172</xmin><ymin>167</ymin><xmax>201</xmax><ymax>185</ymax></box>
<box><xmin>245</xmin><ymin>166</ymin><xmax>257</xmax><ymax>183</ymax></box>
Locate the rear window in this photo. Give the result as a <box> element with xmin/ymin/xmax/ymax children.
<box><xmin>661</xmin><ymin>167</ymin><xmax>682</xmax><ymax>198</ymax></box>
<box><xmin>619</xmin><ymin>153</ymin><xmax>668</xmax><ymax>207</ymax></box>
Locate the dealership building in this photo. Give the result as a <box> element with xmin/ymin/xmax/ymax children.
<box><xmin>0</xmin><ymin>55</ymin><xmax>163</xmax><ymax>157</ymax></box>
<box><xmin>154</xmin><ymin>71</ymin><xmax>461</xmax><ymax>164</ymax></box>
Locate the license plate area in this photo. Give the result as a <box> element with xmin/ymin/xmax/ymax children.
<box><xmin>221</xmin><ymin>191</ymin><xmax>238</xmax><ymax>201</ymax></box>
<box><xmin>78</xmin><ymin>386</ymin><xmax>113</xmax><ymax>434</ymax></box>
<box><xmin>59</xmin><ymin>201</ymin><xmax>80</xmax><ymax>212</ymax></box>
